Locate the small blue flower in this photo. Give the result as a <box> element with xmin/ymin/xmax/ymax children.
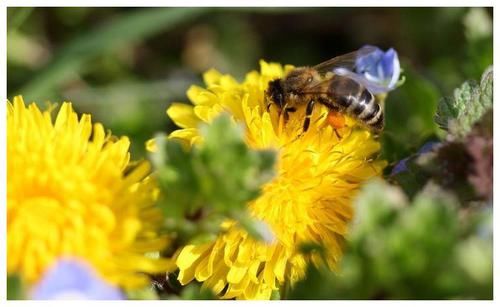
<box><xmin>391</xmin><ymin>141</ymin><xmax>440</xmax><ymax>176</ymax></box>
<box><xmin>334</xmin><ymin>45</ymin><xmax>402</xmax><ymax>94</ymax></box>
<box><xmin>31</xmin><ymin>258</ymin><xmax>124</xmax><ymax>300</ymax></box>
<box><xmin>391</xmin><ymin>157</ymin><xmax>411</xmax><ymax>176</ymax></box>
<box><xmin>355</xmin><ymin>46</ymin><xmax>401</xmax><ymax>92</ymax></box>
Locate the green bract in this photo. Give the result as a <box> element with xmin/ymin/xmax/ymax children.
<box><xmin>151</xmin><ymin>114</ymin><xmax>276</xmax><ymax>243</ymax></box>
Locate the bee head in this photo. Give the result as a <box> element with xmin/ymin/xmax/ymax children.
<box><xmin>266</xmin><ymin>79</ymin><xmax>285</xmax><ymax>109</ymax></box>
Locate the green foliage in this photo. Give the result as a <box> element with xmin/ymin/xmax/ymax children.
<box><xmin>7</xmin><ymin>8</ymin><xmax>34</xmax><ymax>33</ymax></box>
<box><xmin>19</xmin><ymin>8</ymin><xmax>208</xmax><ymax>100</ymax></box>
<box><xmin>435</xmin><ymin>66</ymin><xmax>493</xmax><ymax>139</ymax></box>
<box><xmin>462</xmin><ymin>8</ymin><xmax>493</xmax><ymax>80</ymax></box>
<box><xmin>463</xmin><ymin>8</ymin><xmax>492</xmax><ymax>42</ymax></box>
<box><xmin>7</xmin><ymin>8</ymin><xmax>492</xmax><ymax>161</ymax></box>
<box><xmin>151</xmin><ymin>114</ymin><xmax>276</xmax><ymax>244</ymax></box>
<box><xmin>391</xmin><ymin>65</ymin><xmax>493</xmax><ymax>202</ymax></box>
<box><xmin>126</xmin><ymin>287</ymin><xmax>160</xmax><ymax>300</ymax></box>
<box><xmin>289</xmin><ymin>180</ymin><xmax>492</xmax><ymax>299</ymax></box>
<box><xmin>178</xmin><ymin>284</ymin><xmax>216</xmax><ymax>300</ymax></box>
<box><xmin>7</xmin><ymin>7</ymin><xmax>493</xmax><ymax>301</ymax></box>
<box><xmin>390</xmin><ymin>141</ymin><xmax>478</xmax><ymax>202</ymax></box>
<box><xmin>7</xmin><ymin>275</ymin><xmax>25</xmax><ymax>300</ymax></box>
<box><xmin>381</xmin><ymin>67</ymin><xmax>440</xmax><ymax>164</ymax></box>
<box><xmin>196</xmin><ymin>116</ymin><xmax>276</xmax><ymax>211</ymax></box>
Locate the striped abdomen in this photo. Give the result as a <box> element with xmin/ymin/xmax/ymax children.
<box><xmin>322</xmin><ymin>76</ymin><xmax>384</xmax><ymax>132</ymax></box>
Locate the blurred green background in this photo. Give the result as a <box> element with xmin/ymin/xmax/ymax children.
<box><xmin>7</xmin><ymin>7</ymin><xmax>492</xmax><ymax>163</ymax></box>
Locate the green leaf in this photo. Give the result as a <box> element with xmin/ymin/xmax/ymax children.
<box><xmin>154</xmin><ymin>138</ymin><xmax>203</xmax><ymax>217</ymax></box>
<box><xmin>197</xmin><ymin>115</ymin><xmax>276</xmax><ymax>212</ymax></box>
<box><xmin>7</xmin><ymin>7</ymin><xmax>34</xmax><ymax>33</ymax></box>
<box><xmin>287</xmin><ymin>264</ymin><xmax>338</xmax><ymax>299</ymax></box>
<box><xmin>435</xmin><ymin>66</ymin><xmax>493</xmax><ymax>138</ymax></box>
<box><xmin>126</xmin><ymin>286</ymin><xmax>159</xmax><ymax>300</ymax></box>
<box><xmin>350</xmin><ymin>179</ymin><xmax>409</xmax><ymax>240</ymax></box>
<box><xmin>381</xmin><ymin>65</ymin><xmax>440</xmax><ymax>164</ymax></box>
<box><xmin>7</xmin><ymin>275</ymin><xmax>25</xmax><ymax>300</ymax></box>
<box><xmin>151</xmin><ymin>114</ymin><xmax>277</xmax><ymax>243</ymax></box>
<box><xmin>19</xmin><ymin>8</ymin><xmax>208</xmax><ymax>100</ymax></box>
<box><xmin>179</xmin><ymin>283</ymin><xmax>216</xmax><ymax>300</ymax></box>
<box><xmin>388</xmin><ymin>152</ymin><xmax>434</xmax><ymax>199</ymax></box>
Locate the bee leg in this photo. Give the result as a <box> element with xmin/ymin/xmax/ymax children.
<box><xmin>334</xmin><ymin>129</ymin><xmax>342</xmax><ymax>139</ymax></box>
<box><xmin>284</xmin><ymin>106</ymin><xmax>296</xmax><ymax>120</ymax></box>
<box><xmin>277</xmin><ymin>103</ymin><xmax>293</xmax><ymax>121</ymax></box>
<box><xmin>303</xmin><ymin>100</ymin><xmax>315</xmax><ymax>132</ymax></box>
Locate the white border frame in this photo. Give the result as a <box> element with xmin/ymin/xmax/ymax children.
<box><xmin>1</xmin><ymin>1</ymin><xmax>497</xmax><ymax>306</ymax></box>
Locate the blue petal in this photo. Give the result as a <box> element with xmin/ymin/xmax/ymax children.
<box><xmin>380</xmin><ymin>49</ymin><xmax>396</xmax><ymax>79</ymax></box>
<box><xmin>351</xmin><ymin>45</ymin><xmax>401</xmax><ymax>93</ymax></box>
<box><xmin>31</xmin><ymin>258</ymin><xmax>124</xmax><ymax>300</ymax></box>
<box><xmin>391</xmin><ymin>158</ymin><xmax>409</xmax><ymax>175</ymax></box>
<box><xmin>417</xmin><ymin>141</ymin><xmax>440</xmax><ymax>154</ymax></box>
<box><xmin>390</xmin><ymin>142</ymin><xmax>440</xmax><ymax>176</ymax></box>
<box><xmin>355</xmin><ymin>46</ymin><xmax>384</xmax><ymax>75</ymax></box>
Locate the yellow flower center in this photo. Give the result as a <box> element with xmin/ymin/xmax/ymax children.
<box><xmin>163</xmin><ymin>61</ymin><xmax>386</xmax><ymax>299</ymax></box>
<box><xmin>7</xmin><ymin>96</ymin><xmax>174</xmax><ymax>290</ymax></box>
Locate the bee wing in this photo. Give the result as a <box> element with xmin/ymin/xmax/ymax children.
<box><xmin>300</xmin><ymin>71</ymin><xmax>388</xmax><ymax>95</ymax></box>
<box><xmin>299</xmin><ymin>77</ymin><xmax>339</xmax><ymax>94</ymax></box>
<box><xmin>333</xmin><ymin>67</ymin><xmax>390</xmax><ymax>95</ymax></box>
<box><xmin>313</xmin><ymin>45</ymin><xmax>379</xmax><ymax>74</ymax></box>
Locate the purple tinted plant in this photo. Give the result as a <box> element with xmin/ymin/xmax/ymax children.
<box><xmin>31</xmin><ymin>259</ymin><xmax>124</xmax><ymax>300</ymax></box>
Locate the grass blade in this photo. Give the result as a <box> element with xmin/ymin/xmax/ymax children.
<box><xmin>19</xmin><ymin>7</ymin><xmax>208</xmax><ymax>99</ymax></box>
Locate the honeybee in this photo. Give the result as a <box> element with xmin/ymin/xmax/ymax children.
<box><xmin>266</xmin><ymin>46</ymin><xmax>385</xmax><ymax>133</ymax></box>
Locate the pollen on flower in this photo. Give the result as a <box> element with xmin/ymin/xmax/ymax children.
<box><xmin>164</xmin><ymin>61</ymin><xmax>386</xmax><ymax>299</ymax></box>
<box><xmin>7</xmin><ymin>96</ymin><xmax>175</xmax><ymax>290</ymax></box>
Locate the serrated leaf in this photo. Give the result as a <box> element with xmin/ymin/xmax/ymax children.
<box><xmin>434</xmin><ymin>96</ymin><xmax>459</xmax><ymax>130</ymax></box>
<box><xmin>479</xmin><ymin>66</ymin><xmax>493</xmax><ymax>109</ymax></box>
<box><xmin>435</xmin><ymin>66</ymin><xmax>493</xmax><ymax>138</ymax></box>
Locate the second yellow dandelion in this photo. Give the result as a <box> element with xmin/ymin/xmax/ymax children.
<box><xmin>162</xmin><ymin>59</ymin><xmax>388</xmax><ymax>299</ymax></box>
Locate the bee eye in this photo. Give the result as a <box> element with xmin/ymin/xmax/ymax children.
<box><xmin>307</xmin><ymin>77</ymin><xmax>313</xmax><ymax>83</ymax></box>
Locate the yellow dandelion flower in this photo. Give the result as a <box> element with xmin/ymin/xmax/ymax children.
<box><xmin>164</xmin><ymin>61</ymin><xmax>386</xmax><ymax>299</ymax></box>
<box><xmin>7</xmin><ymin>96</ymin><xmax>174</xmax><ymax>290</ymax></box>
